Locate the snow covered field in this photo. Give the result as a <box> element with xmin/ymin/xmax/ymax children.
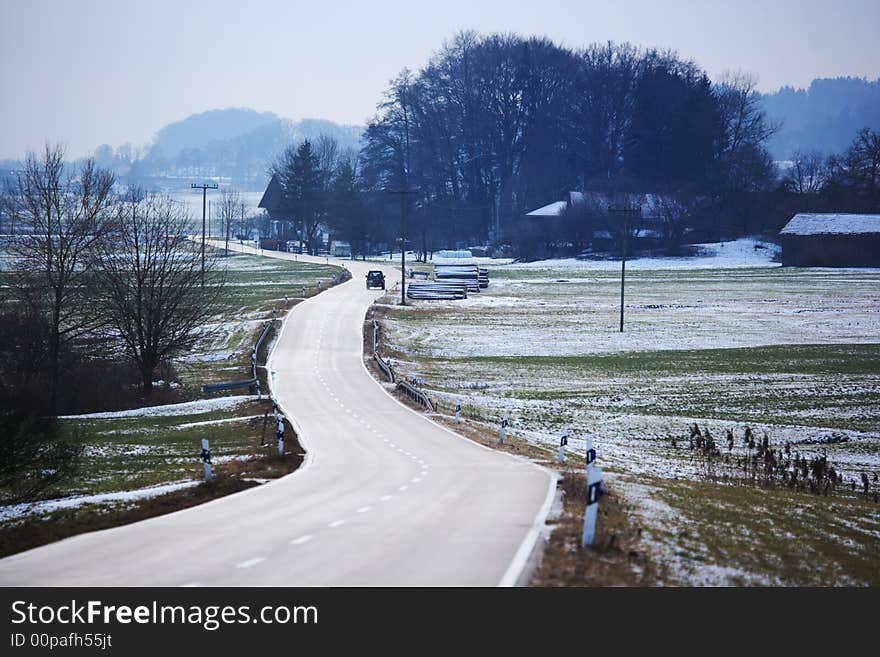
<box><xmin>376</xmin><ymin>238</ymin><xmax>880</xmax><ymax>585</ymax></box>
<box><xmin>384</xmin><ymin>241</ymin><xmax>878</xmax><ymax>358</ymax></box>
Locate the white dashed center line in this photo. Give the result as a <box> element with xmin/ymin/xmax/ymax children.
<box><xmin>236</xmin><ymin>557</ymin><xmax>265</xmax><ymax>569</ymax></box>
<box><xmin>290</xmin><ymin>535</ymin><xmax>313</xmax><ymax>546</ymax></box>
<box><xmin>328</xmin><ymin>519</ymin><xmax>346</xmax><ymax>528</ymax></box>
<box><xmin>356</xmin><ymin>506</ymin><xmax>371</xmax><ymax>513</ymax></box>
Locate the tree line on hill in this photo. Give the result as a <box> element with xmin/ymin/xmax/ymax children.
<box><xmin>262</xmin><ymin>33</ymin><xmax>878</xmax><ymax>261</ymax></box>
<box><xmin>762</xmin><ymin>77</ymin><xmax>880</xmax><ymax>160</ymax></box>
<box><xmin>0</xmin><ymin>146</ymin><xmax>224</xmax><ymax>501</ymax></box>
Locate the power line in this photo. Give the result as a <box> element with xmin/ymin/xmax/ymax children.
<box><xmin>608</xmin><ymin>203</ymin><xmax>641</xmax><ymax>333</ymax></box>
<box><xmin>192</xmin><ymin>182</ymin><xmax>219</xmax><ymax>287</ymax></box>
<box><xmin>385</xmin><ymin>187</ymin><xmax>419</xmax><ymax>305</ymax></box>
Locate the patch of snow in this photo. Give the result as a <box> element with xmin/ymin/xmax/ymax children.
<box><xmin>175</xmin><ymin>414</ymin><xmax>263</xmax><ymax>430</ymax></box>
<box><xmin>509</xmin><ymin>238</ymin><xmax>781</xmax><ymax>270</ymax></box>
<box><xmin>177</xmin><ymin>351</ymin><xmax>237</xmax><ymax>363</ymax></box>
<box><xmin>0</xmin><ymin>480</ymin><xmax>200</xmax><ymax>523</ymax></box>
<box><xmin>59</xmin><ymin>395</ymin><xmax>255</xmax><ymax>420</ymax></box>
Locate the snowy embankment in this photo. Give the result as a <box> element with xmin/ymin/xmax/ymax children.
<box><xmin>0</xmin><ymin>480</ymin><xmax>200</xmax><ymax>524</ymax></box>
<box><xmin>58</xmin><ymin>395</ymin><xmax>254</xmax><ymax>420</ymax></box>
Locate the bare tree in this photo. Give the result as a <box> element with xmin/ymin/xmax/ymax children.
<box><xmin>9</xmin><ymin>144</ymin><xmax>117</xmax><ymax>411</ymax></box>
<box><xmin>236</xmin><ymin>198</ymin><xmax>250</xmax><ymax>243</ymax></box>
<box><xmin>214</xmin><ymin>188</ymin><xmax>242</xmax><ymax>256</ymax></box>
<box><xmin>655</xmin><ymin>194</ymin><xmax>701</xmax><ymax>252</ymax></box>
<box><xmin>827</xmin><ymin>128</ymin><xmax>880</xmax><ymax>208</ymax></box>
<box><xmin>786</xmin><ymin>150</ymin><xmax>828</xmax><ymax>194</ymax></box>
<box><xmin>1</xmin><ymin>178</ymin><xmax>22</xmax><ymax>235</ymax></box>
<box><xmin>97</xmin><ymin>190</ymin><xmax>224</xmax><ymax>397</ymax></box>
<box><xmin>0</xmin><ymin>299</ymin><xmax>84</xmax><ymax>502</ymax></box>
<box><xmin>716</xmin><ymin>72</ymin><xmax>780</xmax><ymax>158</ymax></box>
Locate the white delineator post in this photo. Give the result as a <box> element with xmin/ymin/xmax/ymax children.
<box><xmin>455</xmin><ymin>402</ymin><xmax>462</xmax><ymax>424</ymax></box>
<box><xmin>499</xmin><ymin>415</ymin><xmax>509</xmax><ymax>444</ymax></box>
<box><xmin>200</xmin><ymin>439</ymin><xmax>212</xmax><ymax>482</ymax></box>
<box><xmin>582</xmin><ymin>437</ymin><xmax>603</xmax><ymax>547</ymax></box>
<box><xmin>558</xmin><ymin>429</ymin><xmax>569</xmax><ymax>464</ymax></box>
<box><xmin>277</xmin><ymin>416</ymin><xmax>285</xmax><ymax>456</ymax></box>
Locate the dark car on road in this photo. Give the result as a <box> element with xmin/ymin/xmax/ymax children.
<box><xmin>366</xmin><ymin>270</ymin><xmax>385</xmax><ymax>290</ymax></box>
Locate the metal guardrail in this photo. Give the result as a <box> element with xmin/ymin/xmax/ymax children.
<box><xmin>203</xmin><ymin>320</ymin><xmax>273</xmax><ymax>395</ymax></box>
<box><xmin>253</xmin><ymin>321</ymin><xmax>273</xmax><ymax>380</ymax></box>
<box><xmin>374</xmin><ymin>353</ymin><xmax>395</xmax><ymax>382</ymax></box>
<box><xmin>397</xmin><ymin>380</ymin><xmax>435</xmax><ymax>411</ymax></box>
<box><xmin>371</xmin><ymin>315</ymin><xmax>438</xmax><ymax>412</ymax></box>
<box><xmin>371</xmin><ymin>318</ymin><xmax>396</xmax><ymax>383</ymax></box>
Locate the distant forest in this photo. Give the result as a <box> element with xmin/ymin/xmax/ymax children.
<box><xmin>762</xmin><ymin>77</ymin><xmax>880</xmax><ymax>160</ymax></box>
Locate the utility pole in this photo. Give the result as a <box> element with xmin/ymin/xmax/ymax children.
<box><xmin>608</xmin><ymin>202</ymin><xmax>641</xmax><ymax>333</ymax></box>
<box><xmin>192</xmin><ymin>182</ymin><xmax>218</xmax><ymax>287</ymax></box>
<box><xmin>385</xmin><ymin>188</ymin><xmax>418</xmax><ymax>305</ymax></box>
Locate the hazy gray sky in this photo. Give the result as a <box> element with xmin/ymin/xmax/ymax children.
<box><xmin>2</xmin><ymin>0</ymin><xmax>879</xmax><ymax>159</ymax></box>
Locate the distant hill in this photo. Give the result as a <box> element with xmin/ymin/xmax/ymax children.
<box><xmin>114</xmin><ymin>109</ymin><xmax>364</xmax><ymax>190</ymax></box>
<box><xmin>761</xmin><ymin>77</ymin><xmax>880</xmax><ymax>160</ymax></box>
<box><xmin>149</xmin><ymin>108</ymin><xmax>281</xmax><ymax>160</ymax></box>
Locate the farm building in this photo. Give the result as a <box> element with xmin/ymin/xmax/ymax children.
<box><xmin>779</xmin><ymin>213</ymin><xmax>880</xmax><ymax>267</ymax></box>
<box><xmin>329</xmin><ymin>240</ymin><xmax>351</xmax><ymax>257</ymax></box>
<box><xmin>257</xmin><ymin>173</ymin><xmax>296</xmax><ymax>242</ymax></box>
<box><xmin>524</xmin><ymin>191</ymin><xmax>669</xmax><ymax>252</ymax></box>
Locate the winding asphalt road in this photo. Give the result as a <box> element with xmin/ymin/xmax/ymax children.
<box><xmin>0</xmin><ymin>245</ymin><xmax>555</xmax><ymax>586</ymax></box>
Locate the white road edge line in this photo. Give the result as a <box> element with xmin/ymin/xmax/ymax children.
<box><xmin>356</xmin><ymin>342</ymin><xmax>559</xmax><ymax>588</ymax></box>
<box><xmin>497</xmin><ymin>471</ymin><xmax>557</xmax><ymax>587</ymax></box>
